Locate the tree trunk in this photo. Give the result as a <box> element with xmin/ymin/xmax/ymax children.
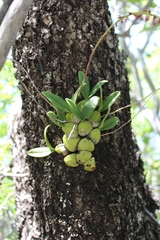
<box><xmin>12</xmin><ymin>0</ymin><xmax>159</xmax><ymax>239</ymax></box>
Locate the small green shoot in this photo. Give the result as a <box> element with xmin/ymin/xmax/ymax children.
<box><xmin>44</xmin><ymin>125</ymin><xmax>55</xmax><ymax>151</ymax></box>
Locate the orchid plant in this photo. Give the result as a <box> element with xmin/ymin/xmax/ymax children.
<box><xmin>27</xmin><ymin>71</ymin><xmax>120</xmax><ymax>171</ymax></box>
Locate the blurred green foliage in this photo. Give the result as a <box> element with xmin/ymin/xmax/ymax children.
<box><xmin>130</xmin><ymin>49</ymin><xmax>160</xmax><ymax>216</ymax></box>
<box><xmin>110</xmin><ymin>0</ymin><xmax>160</xmax><ymax>220</ymax></box>
<box><xmin>0</xmin><ymin>60</ymin><xmax>19</xmax><ymax>239</ymax></box>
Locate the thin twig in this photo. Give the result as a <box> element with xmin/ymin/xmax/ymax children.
<box><xmin>10</xmin><ymin>58</ymin><xmax>53</xmax><ymax>112</ymax></box>
<box><xmin>121</xmin><ymin>40</ymin><xmax>144</xmax><ymax>102</ymax></box>
<box><xmin>144</xmin><ymin>207</ymin><xmax>160</xmax><ymax>227</ymax></box>
<box><xmin>137</xmin><ymin>49</ymin><xmax>160</xmax><ymax>114</ymax></box>
<box><xmin>0</xmin><ymin>172</ymin><xmax>29</xmax><ymax>178</ymax></box>
<box><xmin>0</xmin><ymin>192</ymin><xmax>14</xmax><ymax>211</ymax></box>
<box><xmin>102</xmin><ymin>87</ymin><xmax>160</xmax><ymax>136</ymax></box>
<box><xmin>110</xmin><ymin>87</ymin><xmax>160</xmax><ymax>115</ymax></box>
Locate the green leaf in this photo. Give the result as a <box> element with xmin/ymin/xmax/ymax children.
<box><xmin>98</xmin><ymin>107</ymin><xmax>110</xmax><ymax>129</ymax></box>
<box><xmin>47</xmin><ymin>111</ymin><xmax>61</xmax><ymax>126</ymax></box>
<box><xmin>65</xmin><ymin>98</ymin><xmax>83</xmax><ymax>120</ymax></box>
<box><xmin>27</xmin><ymin>147</ymin><xmax>53</xmax><ymax>157</ymax></box>
<box><xmin>101</xmin><ymin>91</ymin><xmax>120</xmax><ymax>111</ymax></box>
<box><xmin>99</xmin><ymin>117</ymin><xmax>119</xmax><ymax>131</ymax></box>
<box><xmin>98</xmin><ymin>86</ymin><xmax>103</xmax><ymax>111</ymax></box>
<box><xmin>44</xmin><ymin>125</ymin><xmax>55</xmax><ymax>151</ymax></box>
<box><xmin>77</xmin><ymin>99</ymin><xmax>87</xmax><ymax>111</ymax></box>
<box><xmin>71</xmin><ymin>86</ymin><xmax>81</xmax><ymax>103</ymax></box>
<box><xmin>78</xmin><ymin>71</ymin><xmax>90</xmax><ymax>99</ymax></box>
<box><xmin>81</xmin><ymin>96</ymin><xmax>99</xmax><ymax>119</ymax></box>
<box><xmin>89</xmin><ymin>80</ymin><xmax>108</xmax><ymax>98</ymax></box>
<box><xmin>42</xmin><ymin>91</ymin><xmax>70</xmax><ymax>112</ymax></box>
<box><xmin>57</xmin><ymin>111</ymin><xmax>66</xmax><ymax>125</ymax></box>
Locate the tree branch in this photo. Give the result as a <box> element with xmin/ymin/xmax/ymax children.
<box><xmin>0</xmin><ymin>172</ymin><xmax>29</xmax><ymax>177</ymax></box>
<box><xmin>0</xmin><ymin>0</ymin><xmax>33</xmax><ymax>70</ymax></box>
<box><xmin>137</xmin><ymin>49</ymin><xmax>160</xmax><ymax>114</ymax></box>
<box><xmin>0</xmin><ymin>0</ymin><xmax>14</xmax><ymax>25</ymax></box>
<box><xmin>121</xmin><ymin>39</ymin><xmax>143</xmax><ymax>101</ymax></box>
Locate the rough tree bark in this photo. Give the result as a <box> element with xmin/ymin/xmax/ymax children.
<box><xmin>12</xmin><ymin>0</ymin><xmax>159</xmax><ymax>239</ymax></box>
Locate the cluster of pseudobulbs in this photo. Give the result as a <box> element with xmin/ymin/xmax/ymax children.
<box><xmin>27</xmin><ymin>72</ymin><xmax>120</xmax><ymax>170</ymax></box>
<box><xmin>55</xmin><ymin>103</ymin><xmax>101</xmax><ymax>172</ymax></box>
